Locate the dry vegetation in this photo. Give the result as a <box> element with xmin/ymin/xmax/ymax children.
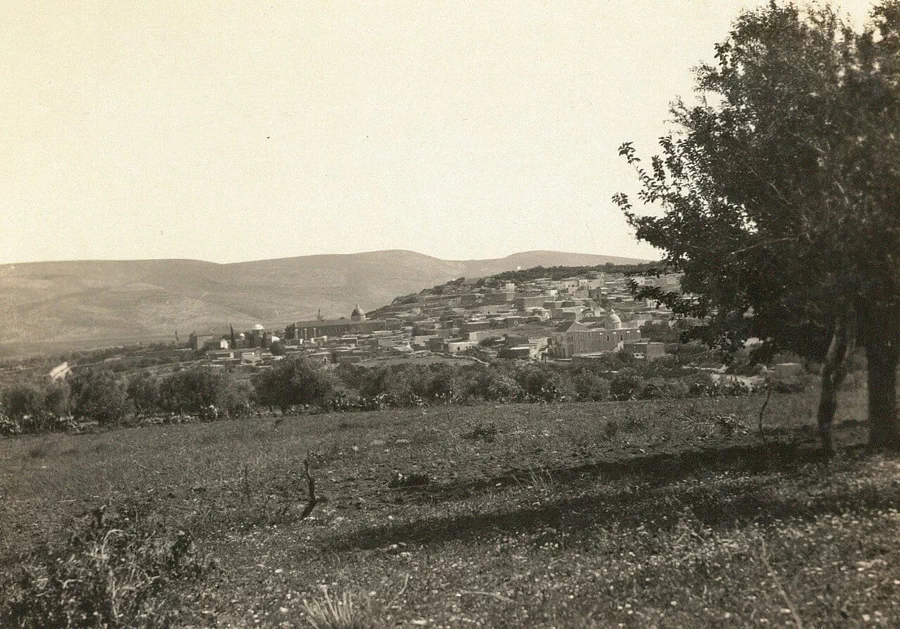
<box><xmin>2</xmin><ymin>383</ymin><xmax>899</xmax><ymax>627</ymax></box>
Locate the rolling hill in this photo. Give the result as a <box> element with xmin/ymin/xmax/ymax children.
<box><xmin>0</xmin><ymin>250</ymin><xmax>647</xmax><ymax>351</ymax></box>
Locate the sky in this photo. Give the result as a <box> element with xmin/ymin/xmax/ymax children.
<box><xmin>0</xmin><ymin>1</ymin><xmax>875</xmax><ymax>265</ymax></box>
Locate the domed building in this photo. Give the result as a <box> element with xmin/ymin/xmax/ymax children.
<box><xmin>605</xmin><ymin>310</ymin><xmax>623</xmax><ymax>330</ymax></box>
<box><xmin>290</xmin><ymin>305</ymin><xmax>386</xmax><ymax>341</ymax></box>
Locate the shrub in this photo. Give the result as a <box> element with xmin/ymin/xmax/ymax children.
<box><xmin>0</xmin><ymin>414</ymin><xmax>21</xmax><ymax>435</ymax></box>
<box><xmin>514</xmin><ymin>364</ymin><xmax>566</xmax><ymax>402</ymax></box>
<box><xmin>571</xmin><ymin>368</ymin><xmax>610</xmax><ymax>401</ymax></box>
<box><xmin>69</xmin><ymin>369</ymin><xmax>129</xmax><ymax>426</ymax></box>
<box><xmin>609</xmin><ymin>370</ymin><xmax>642</xmax><ymax>401</ymax></box>
<box><xmin>638</xmin><ymin>378</ymin><xmax>689</xmax><ymax>400</ymax></box>
<box><xmin>713</xmin><ymin>377</ymin><xmax>755</xmax><ymax>396</ymax></box>
<box><xmin>462</xmin><ymin>366</ymin><xmax>523</xmax><ymax>402</ymax></box>
<box><xmin>685</xmin><ymin>373</ymin><xmax>718</xmax><ymax>397</ymax></box>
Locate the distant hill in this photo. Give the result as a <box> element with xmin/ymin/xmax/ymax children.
<box><xmin>0</xmin><ymin>250</ymin><xmax>648</xmax><ymax>351</ymax></box>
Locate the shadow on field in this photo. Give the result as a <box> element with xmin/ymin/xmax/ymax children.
<box><xmin>398</xmin><ymin>421</ymin><xmax>870</xmax><ymax>504</ymax></box>
<box><xmin>327</xmin><ymin>428</ymin><xmax>893</xmax><ymax>553</ymax></box>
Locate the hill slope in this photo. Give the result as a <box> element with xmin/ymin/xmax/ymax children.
<box><xmin>0</xmin><ymin>250</ymin><xmax>647</xmax><ymax>348</ymax></box>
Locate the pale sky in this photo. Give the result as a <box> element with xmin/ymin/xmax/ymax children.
<box><xmin>0</xmin><ymin>1</ymin><xmax>875</xmax><ymax>265</ymax></box>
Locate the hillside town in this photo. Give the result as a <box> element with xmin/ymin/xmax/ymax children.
<box><xmin>191</xmin><ymin>269</ymin><xmax>685</xmax><ymax>371</ymax></box>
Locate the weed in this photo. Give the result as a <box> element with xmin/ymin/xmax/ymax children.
<box><xmin>716</xmin><ymin>413</ymin><xmax>745</xmax><ymax>437</ymax></box>
<box><xmin>602</xmin><ymin>419</ymin><xmax>619</xmax><ymax>441</ymax></box>
<box><xmin>528</xmin><ymin>466</ymin><xmax>554</xmax><ymax>492</ymax></box>
<box><xmin>461</xmin><ymin>422</ymin><xmax>499</xmax><ymax>442</ymax></box>
<box><xmin>303</xmin><ymin>589</ymin><xmax>378</xmax><ymax>629</ymax></box>
<box><xmin>623</xmin><ymin>412</ymin><xmax>644</xmax><ymax>432</ymax></box>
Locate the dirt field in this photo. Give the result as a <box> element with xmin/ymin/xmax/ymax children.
<box><xmin>2</xmin><ymin>385</ymin><xmax>899</xmax><ymax>627</ymax></box>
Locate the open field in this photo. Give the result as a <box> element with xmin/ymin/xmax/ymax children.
<box><xmin>2</xmin><ymin>385</ymin><xmax>899</xmax><ymax>627</ymax></box>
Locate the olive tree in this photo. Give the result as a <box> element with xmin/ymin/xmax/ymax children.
<box><xmin>252</xmin><ymin>356</ymin><xmax>335</xmax><ymax>413</ymax></box>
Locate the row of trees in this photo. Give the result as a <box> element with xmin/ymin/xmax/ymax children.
<box><xmin>1</xmin><ymin>367</ymin><xmax>253</xmax><ymax>432</ymax></box>
<box><xmin>615</xmin><ymin>1</ymin><xmax>900</xmax><ymax>452</ymax></box>
<box><xmin>2</xmin><ymin>352</ymin><xmax>787</xmax><ymax>434</ymax></box>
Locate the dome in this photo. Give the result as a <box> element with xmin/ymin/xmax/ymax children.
<box><xmin>253</xmin><ymin>323</ymin><xmax>265</xmax><ymax>331</ymax></box>
<box><xmin>350</xmin><ymin>304</ymin><xmax>366</xmax><ymax>322</ymax></box>
<box><xmin>606</xmin><ymin>311</ymin><xmax>623</xmax><ymax>330</ymax></box>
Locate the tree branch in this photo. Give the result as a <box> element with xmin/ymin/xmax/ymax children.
<box><xmin>299</xmin><ymin>454</ymin><xmax>319</xmax><ymax>521</ymax></box>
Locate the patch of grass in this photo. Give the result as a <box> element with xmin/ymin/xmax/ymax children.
<box><xmin>303</xmin><ymin>590</ymin><xmax>378</xmax><ymax>629</ymax></box>
<box><xmin>527</xmin><ymin>466</ymin><xmax>554</xmax><ymax>493</ymax></box>
<box><xmin>27</xmin><ymin>439</ymin><xmax>53</xmax><ymax>459</ymax></box>
<box><xmin>602</xmin><ymin>419</ymin><xmax>619</xmax><ymax>441</ymax></box>
<box><xmin>0</xmin><ymin>499</ymin><xmax>209</xmax><ymax>628</ymax></box>
<box><xmin>461</xmin><ymin>421</ymin><xmax>499</xmax><ymax>442</ymax></box>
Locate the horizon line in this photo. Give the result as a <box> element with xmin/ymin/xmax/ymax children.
<box><xmin>0</xmin><ymin>248</ymin><xmax>656</xmax><ymax>268</ymax></box>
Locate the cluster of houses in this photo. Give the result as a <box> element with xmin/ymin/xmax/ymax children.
<box><xmin>192</xmin><ymin>270</ymin><xmax>682</xmax><ymax>370</ymax></box>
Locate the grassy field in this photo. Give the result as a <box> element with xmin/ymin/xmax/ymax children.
<box><xmin>2</xmin><ymin>384</ymin><xmax>899</xmax><ymax>627</ymax></box>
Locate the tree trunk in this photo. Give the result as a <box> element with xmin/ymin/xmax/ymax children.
<box><xmin>866</xmin><ymin>340</ymin><xmax>900</xmax><ymax>451</ymax></box>
<box><xmin>817</xmin><ymin>307</ymin><xmax>856</xmax><ymax>456</ymax></box>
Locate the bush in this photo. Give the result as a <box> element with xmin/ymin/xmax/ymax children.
<box><xmin>514</xmin><ymin>364</ymin><xmax>566</xmax><ymax>402</ymax></box>
<box><xmin>571</xmin><ymin>368</ymin><xmax>611</xmax><ymax>402</ymax></box>
<box><xmin>69</xmin><ymin>370</ymin><xmax>129</xmax><ymax>426</ymax></box>
<box><xmin>685</xmin><ymin>373</ymin><xmax>717</xmax><ymax>397</ymax></box>
<box><xmin>638</xmin><ymin>378</ymin><xmax>689</xmax><ymax>400</ymax></box>
<box><xmin>462</xmin><ymin>366</ymin><xmax>523</xmax><ymax>402</ymax></box>
<box><xmin>423</xmin><ymin>364</ymin><xmax>463</xmax><ymax>403</ymax></box>
<box><xmin>609</xmin><ymin>370</ymin><xmax>642</xmax><ymax>401</ymax></box>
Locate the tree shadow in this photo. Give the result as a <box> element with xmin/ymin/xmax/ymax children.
<box><xmin>391</xmin><ymin>426</ymin><xmax>865</xmax><ymax>505</ymax></box>
<box><xmin>326</xmin><ymin>433</ymin><xmax>889</xmax><ymax>554</ymax></box>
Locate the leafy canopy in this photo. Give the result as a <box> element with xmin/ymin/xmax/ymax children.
<box><xmin>614</xmin><ymin>1</ymin><xmax>900</xmax><ymax>362</ymax></box>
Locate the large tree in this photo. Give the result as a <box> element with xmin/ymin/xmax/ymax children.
<box><xmin>614</xmin><ymin>1</ymin><xmax>900</xmax><ymax>451</ymax></box>
<box><xmin>252</xmin><ymin>356</ymin><xmax>335</xmax><ymax>413</ymax></box>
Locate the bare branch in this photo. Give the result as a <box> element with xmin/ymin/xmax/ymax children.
<box><xmin>758</xmin><ymin>381</ymin><xmax>773</xmax><ymax>440</ymax></box>
<box><xmin>730</xmin><ymin>237</ymin><xmax>797</xmax><ymax>257</ymax></box>
<box><xmin>386</xmin><ymin>574</ymin><xmax>410</xmax><ymax>610</ymax></box>
<box><xmin>298</xmin><ymin>454</ymin><xmax>319</xmax><ymax>521</ymax></box>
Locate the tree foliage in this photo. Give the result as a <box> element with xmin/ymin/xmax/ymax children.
<box><xmin>159</xmin><ymin>367</ymin><xmax>250</xmax><ymax>417</ymax></box>
<box><xmin>69</xmin><ymin>369</ymin><xmax>129</xmax><ymax>425</ymax></box>
<box><xmin>614</xmin><ymin>1</ymin><xmax>900</xmax><ymax>449</ymax></box>
<box><xmin>252</xmin><ymin>357</ymin><xmax>335</xmax><ymax>412</ymax></box>
<box><xmin>2</xmin><ymin>383</ymin><xmax>45</xmax><ymax>420</ymax></box>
